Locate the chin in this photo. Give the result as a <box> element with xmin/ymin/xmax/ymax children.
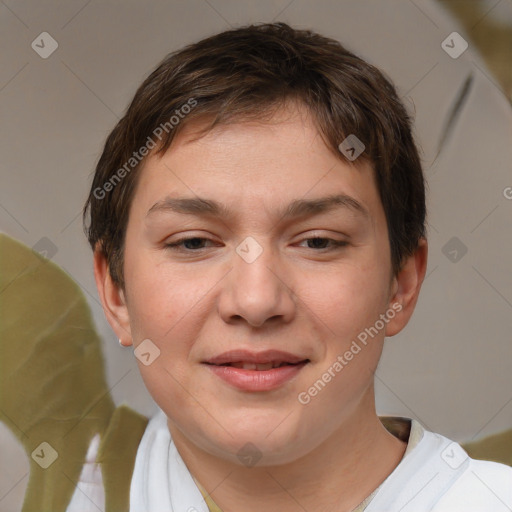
<box><xmin>203</xmin><ymin>418</ymin><xmax>313</xmax><ymax>467</ymax></box>
<box><xmin>207</xmin><ymin>435</ymin><xmax>308</xmax><ymax>468</ymax></box>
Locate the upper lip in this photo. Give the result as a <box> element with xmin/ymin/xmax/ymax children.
<box><xmin>203</xmin><ymin>349</ymin><xmax>309</xmax><ymax>365</ymax></box>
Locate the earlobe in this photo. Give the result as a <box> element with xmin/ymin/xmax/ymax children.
<box><xmin>93</xmin><ymin>248</ymin><xmax>133</xmax><ymax>346</ymax></box>
<box><xmin>385</xmin><ymin>237</ymin><xmax>428</xmax><ymax>337</ymax></box>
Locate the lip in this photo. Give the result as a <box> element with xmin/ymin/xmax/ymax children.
<box><xmin>205</xmin><ymin>361</ymin><xmax>309</xmax><ymax>391</ymax></box>
<box><xmin>203</xmin><ymin>349</ymin><xmax>307</xmax><ymax>366</ymax></box>
<box><xmin>203</xmin><ymin>349</ymin><xmax>310</xmax><ymax>392</ymax></box>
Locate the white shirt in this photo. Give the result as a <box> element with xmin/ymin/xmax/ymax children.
<box><xmin>127</xmin><ymin>409</ymin><xmax>512</xmax><ymax>512</ymax></box>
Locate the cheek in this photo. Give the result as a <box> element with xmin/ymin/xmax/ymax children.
<box><xmin>123</xmin><ymin>246</ymin><xmax>203</xmax><ymax>341</ymax></box>
<box><xmin>309</xmin><ymin>259</ymin><xmax>391</xmax><ymax>336</ymax></box>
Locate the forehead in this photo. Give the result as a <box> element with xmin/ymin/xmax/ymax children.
<box><xmin>131</xmin><ymin>105</ymin><xmax>382</xmax><ymax>227</ymax></box>
<box><xmin>166</xmin><ymin>105</ymin><xmax>332</xmax><ymax>170</ymax></box>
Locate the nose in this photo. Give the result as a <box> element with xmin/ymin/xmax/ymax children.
<box><xmin>217</xmin><ymin>237</ymin><xmax>296</xmax><ymax>328</ymax></box>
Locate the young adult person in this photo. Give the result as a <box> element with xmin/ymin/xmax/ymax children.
<box><xmin>83</xmin><ymin>22</ymin><xmax>512</xmax><ymax>511</ymax></box>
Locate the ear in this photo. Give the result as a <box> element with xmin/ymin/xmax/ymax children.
<box><xmin>385</xmin><ymin>237</ymin><xmax>428</xmax><ymax>337</ymax></box>
<box><xmin>93</xmin><ymin>247</ymin><xmax>133</xmax><ymax>346</ymax></box>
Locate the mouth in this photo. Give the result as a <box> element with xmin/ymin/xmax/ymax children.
<box><xmin>203</xmin><ymin>349</ymin><xmax>309</xmax><ymax>368</ymax></box>
<box><xmin>202</xmin><ymin>350</ymin><xmax>310</xmax><ymax>391</ymax></box>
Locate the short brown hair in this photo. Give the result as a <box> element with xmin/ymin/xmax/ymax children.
<box><xmin>83</xmin><ymin>22</ymin><xmax>426</xmax><ymax>290</ymax></box>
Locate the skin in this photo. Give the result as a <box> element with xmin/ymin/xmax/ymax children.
<box><xmin>94</xmin><ymin>103</ymin><xmax>428</xmax><ymax>512</ymax></box>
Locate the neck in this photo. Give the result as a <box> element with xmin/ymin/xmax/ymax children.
<box><xmin>168</xmin><ymin>388</ymin><xmax>407</xmax><ymax>512</ymax></box>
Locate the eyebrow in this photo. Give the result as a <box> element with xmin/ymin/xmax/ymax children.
<box><xmin>146</xmin><ymin>193</ymin><xmax>370</xmax><ymax>221</ymax></box>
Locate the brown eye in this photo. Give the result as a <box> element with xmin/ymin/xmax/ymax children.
<box><xmin>300</xmin><ymin>237</ymin><xmax>348</xmax><ymax>250</ymax></box>
<box><xmin>165</xmin><ymin>237</ymin><xmax>214</xmax><ymax>251</ymax></box>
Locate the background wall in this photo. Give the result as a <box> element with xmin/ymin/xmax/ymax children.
<box><xmin>1</xmin><ymin>0</ymin><xmax>511</xmax><ymax>509</ymax></box>
<box><xmin>439</xmin><ymin>0</ymin><xmax>512</xmax><ymax>97</ymax></box>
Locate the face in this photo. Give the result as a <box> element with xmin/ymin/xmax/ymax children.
<box><xmin>97</xmin><ymin>104</ymin><xmax>423</xmax><ymax>466</ymax></box>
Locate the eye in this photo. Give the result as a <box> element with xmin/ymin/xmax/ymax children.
<box><xmin>164</xmin><ymin>237</ymin><xmax>216</xmax><ymax>252</ymax></box>
<box><xmin>298</xmin><ymin>237</ymin><xmax>348</xmax><ymax>250</ymax></box>
<box><xmin>164</xmin><ymin>235</ymin><xmax>348</xmax><ymax>254</ymax></box>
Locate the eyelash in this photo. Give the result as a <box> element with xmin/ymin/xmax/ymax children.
<box><xmin>164</xmin><ymin>236</ymin><xmax>348</xmax><ymax>253</ymax></box>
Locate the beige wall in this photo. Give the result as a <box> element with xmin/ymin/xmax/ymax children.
<box><xmin>1</xmin><ymin>0</ymin><xmax>512</xmax><ymax>508</ymax></box>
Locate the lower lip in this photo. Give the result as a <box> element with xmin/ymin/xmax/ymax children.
<box><xmin>204</xmin><ymin>362</ymin><xmax>308</xmax><ymax>391</ymax></box>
